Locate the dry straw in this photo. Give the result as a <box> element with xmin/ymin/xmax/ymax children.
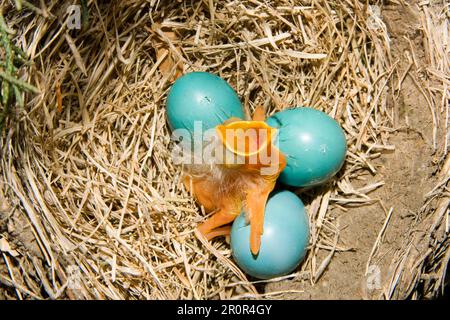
<box><xmin>0</xmin><ymin>0</ymin><xmax>448</xmax><ymax>299</ymax></box>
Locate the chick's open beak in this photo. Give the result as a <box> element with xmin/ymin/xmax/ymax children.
<box><xmin>215</xmin><ymin>120</ymin><xmax>279</xmax><ymax>170</ymax></box>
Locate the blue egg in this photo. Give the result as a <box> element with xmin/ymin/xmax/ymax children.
<box><xmin>166</xmin><ymin>72</ymin><xmax>245</xmax><ymax>137</ymax></box>
<box><xmin>230</xmin><ymin>190</ymin><xmax>309</xmax><ymax>280</ymax></box>
<box><xmin>266</xmin><ymin>107</ymin><xmax>347</xmax><ymax>187</ymax></box>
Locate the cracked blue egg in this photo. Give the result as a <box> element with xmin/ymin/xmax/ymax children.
<box><xmin>266</xmin><ymin>107</ymin><xmax>347</xmax><ymax>187</ymax></box>
<box><xmin>166</xmin><ymin>72</ymin><xmax>245</xmax><ymax>137</ymax></box>
<box><xmin>230</xmin><ymin>190</ymin><xmax>309</xmax><ymax>280</ymax></box>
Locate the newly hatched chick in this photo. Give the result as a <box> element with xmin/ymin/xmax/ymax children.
<box><xmin>181</xmin><ymin>108</ymin><xmax>286</xmax><ymax>255</ymax></box>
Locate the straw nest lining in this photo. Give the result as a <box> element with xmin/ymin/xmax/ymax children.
<box><xmin>0</xmin><ymin>0</ymin><xmax>447</xmax><ymax>299</ymax></box>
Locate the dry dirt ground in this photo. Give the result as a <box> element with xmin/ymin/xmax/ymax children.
<box><xmin>267</xmin><ymin>1</ymin><xmax>444</xmax><ymax>299</ymax></box>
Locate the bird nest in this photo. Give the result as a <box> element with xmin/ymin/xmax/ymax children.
<box><xmin>0</xmin><ymin>0</ymin><xmax>448</xmax><ymax>299</ymax></box>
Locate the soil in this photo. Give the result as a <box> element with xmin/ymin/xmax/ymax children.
<box><xmin>266</xmin><ymin>1</ymin><xmax>442</xmax><ymax>299</ymax></box>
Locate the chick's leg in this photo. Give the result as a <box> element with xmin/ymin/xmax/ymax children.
<box><xmin>245</xmin><ymin>183</ymin><xmax>274</xmax><ymax>255</ymax></box>
<box><xmin>199</xmin><ymin>225</ymin><xmax>231</xmax><ymax>240</ymax></box>
<box><xmin>185</xmin><ymin>175</ymin><xmax>240</xmax><ymax>240</ymax></box>
<box><xmin>197</xmin><ymin>209</ymin><xmax>239</xmax><ymax>240</ymax></box>
<box><xmin>252</xmin><ymin>106</ymin><xmax>266</xmax><ymax>121</ymax></box>
<box><xmin>244</xmin><ymin>150</ymin><xmax>286</xmax><ymax>255</ymax></box>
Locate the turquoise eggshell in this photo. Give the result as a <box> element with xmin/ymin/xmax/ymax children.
<box><xmin>266</xmin><ymin>107</ymin><xmax>347</xmax><ymax>187</ymax></box>
<box><xmin>230</xmin><ymin>190</ymin><xmax>309</xmax><ymax>280</ymax></box>
<box><xmin>166</xmin><ymin>72</ymin><xmax>245</xmax><ymax>136</ymax></box>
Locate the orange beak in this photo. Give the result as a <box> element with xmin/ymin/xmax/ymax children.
<box><xmin>215</xmin><ymin>120</ymin><xmax>279</xmax><ymax>171</ymax></box>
